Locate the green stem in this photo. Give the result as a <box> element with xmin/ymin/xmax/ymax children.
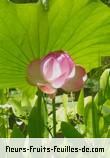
<box><xmin>52</xmin><ymin>98</ymin><xmax>56</xmax><ymax>138</ymax></box>
<box><xmin>62</xmin><ymin>94</ymin><xmax>68</xmax><ymax>122</ymax></box>
<box><xmin>37</xmin><ymin>89</ymin><xmax>43</xmax><ymax>106</ymax></box>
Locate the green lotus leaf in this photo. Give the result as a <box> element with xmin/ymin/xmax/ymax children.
<box><xmin>0</xmin><ymin>0</ymin><xmax>110</xmax><ymax>89</ymax></box>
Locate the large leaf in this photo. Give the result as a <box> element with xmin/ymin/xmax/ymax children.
<box><xmin>28</xmin><ymin>91</ymin><xmax>49</xmax><ymax>137</ymax></box>
<box><xmin>0</xmin><ymin>0</ymin><xmax>110</xmax><ymax>88</ymax></box>
<box><xmin>100</xmin><ymin>69</ymin><xmax>110</xmax><ymax>99</ymax></box>
<box><xmin>61</xmin><ymin>121</ymin><xmax>83</xmax><ymax>138</ymax></box>
<box><xmin>0</xmin><ymin>117</ymin><xmax>7</xmax><ymax>138</ymax></box>
<box><xmin>84</xmin><ymin>97</ymin><xmax>100</xmax><ymax>137</ymax></box>
<box><xmin>11</xmin><ymin>125</ymin><xmax>24</xmax><ymax>138</ymax></box>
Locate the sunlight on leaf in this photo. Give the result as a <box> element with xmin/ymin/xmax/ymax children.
<box><xmin>0</xmin><ymin>0</ymin><xmax>110</xmax><ymax>89</ymax></box>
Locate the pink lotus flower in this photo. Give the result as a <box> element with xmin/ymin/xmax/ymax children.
<box><xmin>27</xmin><ymin>51</ymin><xmax>87</xmax><ymax>94</ymax></box>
